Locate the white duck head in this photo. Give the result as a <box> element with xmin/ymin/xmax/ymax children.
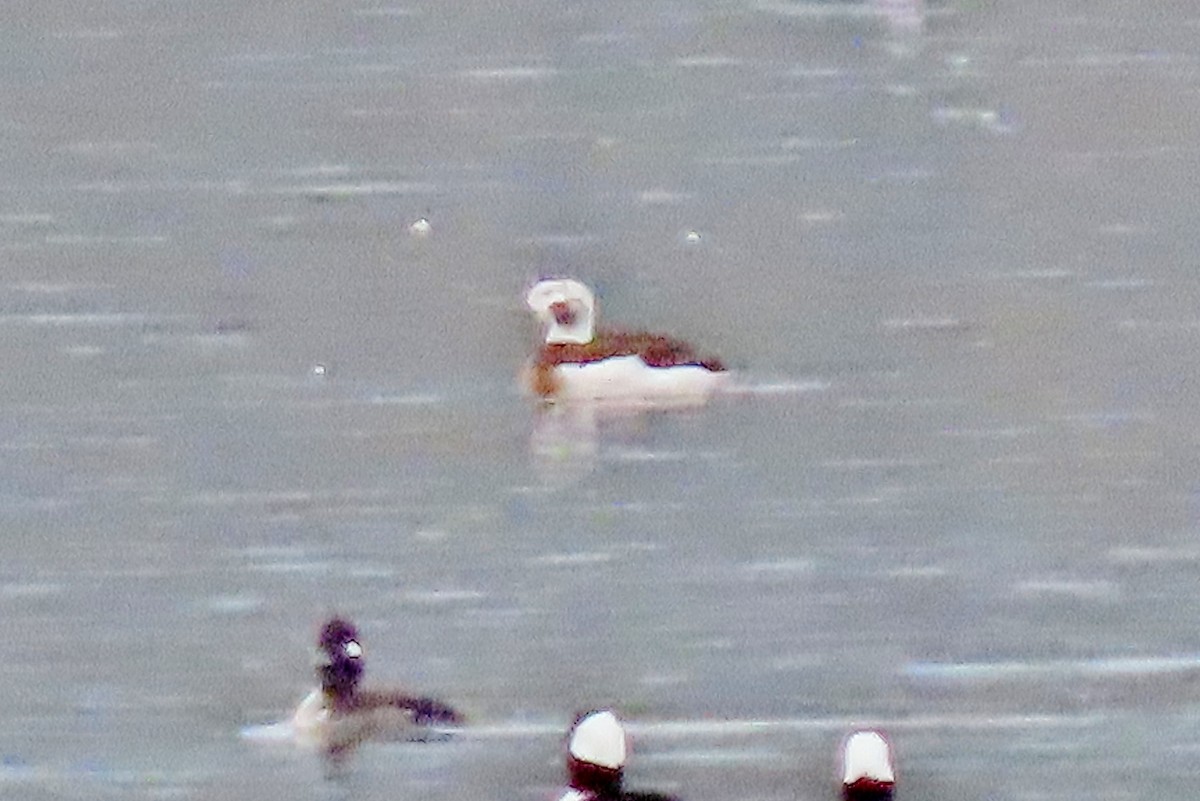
<box><xmin>526</xmin><ymin>278</ymin><xmax>597</xmax><ymax>345</ymax></box>
<box><xmin>840</xmin><ymin>729</ymin><xmax>895</xmax><ymax>800</ymax></box>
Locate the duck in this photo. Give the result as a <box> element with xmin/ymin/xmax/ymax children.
<box><xmin>557</xmin><ymin>709</ymin><xmax>679</xmax><ymax>801</ymax></box>
<box><xmin>524</xmin><ymin>278</ymin><xmax>730</xmax><ymax>403</ymax></box>
<box><xmin>838</xmin><ymin>730</ymin><xmax>896</xmax><ymax>801</ymax></box>
<box><xmin>290</xmin><ymin>617</ymin><xmax>462</xmax><ymax>753</ymax></box>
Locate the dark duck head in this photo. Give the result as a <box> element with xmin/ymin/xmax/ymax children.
<box><xmin>316</xmin><ymin>617</ymin><xmax>365</xmax><ymax>708</ymax></box>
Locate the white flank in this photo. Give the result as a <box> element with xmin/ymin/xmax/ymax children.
<box><xmin>552</xmin><ymin>356</ymin><xmax>730</xmax><ymax>402</ymax></box>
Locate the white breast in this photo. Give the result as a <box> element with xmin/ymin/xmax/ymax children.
<box><xmin>290</xmin><ymin>688</ymin><xmax>330</xmax><ymax>734</ymax></box>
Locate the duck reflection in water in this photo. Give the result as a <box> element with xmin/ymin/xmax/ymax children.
<box><xmin>291</xmin><ymin>617</ymin><xmax>462</xmax><ymax>762</ymax></box>
<box><xmin>530</xmin><ymin>399</ymin><xmax>717</xmax><ymax>490</ymax></box>
<box><xmin>556</xmin><ymin>710</ymin><xmax>678</xmax><ymax>801</ymax></box>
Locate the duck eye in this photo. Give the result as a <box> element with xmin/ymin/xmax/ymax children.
<box><xmin>344</xmin><ymin>640</ymin><xmax>362</xmax><ymax>658</ymax></box>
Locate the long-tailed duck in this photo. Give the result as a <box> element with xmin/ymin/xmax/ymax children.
<box><xmin>557</xmin><ymin>709</ymin><xmax>679</xmax><ymax>801</ymax></box>
<box><xmin>838</xmin><ymin>730</ymin><xmax>896</xmax><ymax>801</ymax></box>
<box><xmin>290</xmin><ymin>617</ymin><xmax>462</xmax><ymax>754</ymax></box>
<box><xmin>524</xmin><ymin>278</ymin><xmax>730</xmax><ymax>403</ymax></box>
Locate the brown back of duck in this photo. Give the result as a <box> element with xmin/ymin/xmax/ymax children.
<box><xmin>536</xmin><ymin>329</ymin><xmax>725</xmax><ymax>371</ymax></box>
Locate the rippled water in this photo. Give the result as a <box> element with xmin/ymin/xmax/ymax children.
<box><xmin>4</xmin><ymin>0</ymin><xmax>1200</xmax><ymax>799</ymax></box>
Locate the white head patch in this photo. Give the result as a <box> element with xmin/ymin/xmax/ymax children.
<box><xmin>526</xmin><ymin>278</ymin><xmax>597</xmax><ymax>345</ymax></box>
<box><xmin>344</xmin><ymin>640</ymin><xmax>363</xmax><ymax>659</ymax></box>
<box><xmin>569</xmin><ymin>710</ymin><xmax>627</xmax><ymax>770</ymax></box>
<box><xmin>841</xmin><ymin>730</ymin><xmax>894</xmax><ymax>784</ymax></box>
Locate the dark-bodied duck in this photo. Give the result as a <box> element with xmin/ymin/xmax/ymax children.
<box><xmin>291</xmin><ymin>617</ymin><xmax>462</xmax><ymax>751</ymax></box>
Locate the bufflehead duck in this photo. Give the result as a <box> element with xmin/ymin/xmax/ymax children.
<box><xmin>558</xmin><ymin>709</ymin><xmax>678</xmax><ymax>801</ymax></box>
<box><xmin>291</xmin><ymin>617</ymin><xmax>462</xmax><ymax>750</ymax></box>
<box><xmin>839</xmin><ymin>730</ymin><xmax>896</xmax><ymax>801</ymax></box>
<box><xmin>524</xmin><ymin>278</ymin><xmax>730</xmax><ymax>403</ymax></box>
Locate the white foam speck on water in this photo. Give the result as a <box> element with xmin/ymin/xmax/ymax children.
<box><xmin>0</xmin><ymin>312</ymin><xmax>173</xmax><ymax>327</ymax></box>
<box><xmin>739</xmin><ymin>558</ymin><xmax>815</xmax><ymax>575</ymax></box>
<box><xmin>1107</xmin><ymin>546</ymin><xmax>1200</xmax><ymax>564</ymax></box>
<box><xmin>673</xmin><ymin>55</ymin><xmax>744</xmax><ymax>68</ymax></box>
<box><xmin>726</xmin><ymin>378</ymin><xmax>831</xmax><ymax>396</ymax></box>
<box><xmin>639</xmin><ymin>672</ymin><xmax>691</xmax><ymax>687</ymax></box>
<box><xmin>606</xmin><ymin>448</ymin><xmax>691</xmax><ymax>464</ymax></box>
<box><xmin>245</xmin><ymin>561</ymin><xmax>336</xmax><ymax>576</ymax></box>
<box><xmin>353</xmin><ymin>7</ymin><xmax>422</xmax><ymax>17</ymax></box>
<box><xmin>347</xmin><ymin>565</ymin><xmax>396</xmax><ymax>579</ymax></box>
<box><xmin>51</xmin><ymin>28</ymin><xmax>123</xmax><ymax>40</ymax></box>
<box><xmin>799</xmin><ymin>210</ymin><xmax>843</xmax><ymax>224</ymax></box>
<box><xmin>414</xmin><ymin>529</ymin><xmax>449</xmax><ymax>542</ymax></box>
<box><xmin>1052</xmin><ymin>411</ymin><xmax>1150</xmax><ymax>428</ymax></box>
<box><xmin>821</xmin><ymin>457</ymin><xmax>931</xmax><ymax>470</ymax></box>
<box><xmin>0</xmin><ymin>214</ymin><xmax>56</xmax><ymax>227</ymax></box>
<box><xmin>1095</xmin><ymin>223</ymin><xmax>1153</xmax><ymax>236</ymax></box>
<box><xmin>58</xmin><ymin>140</ymin><xmax>160</xmax><ymax>156</ymax></box>
<box><xmin>697</xmin><ymin>154</ymin><xmax>807</xmax><ymax>166</ymax></box>
<box><xmin>233</xmin><ymin>545</ymin><xmax>320</xmax><ymax>560</ymax></box>
<box><xmin>940</xmin><ymin>427</ymin><xmax>1035</xmax><ymax>440</ymax></box>
<box><xmin>366</xmin><ymin>393</ymin><xmax>443</xmax><ymax>406</ymax></box>
<box><xmin>44</xmin><ymin>235</ymin><xmax>169</xmax><ymax>246</ymax></box>
<box><xmin>640</xmin><ymin>747</ymin><xmax>782</xmax><ymax>764</ymax></box>
<box><xmin>409</xmin><ymin>712</ymin><xmax>1102</xmax><ymax>744</ymax></box>
<box><xmin>882</xmin><ymin>316</ymin><xmax>968</xmax><ymax>332</ymax></box>
<box><xmin>3</xmin><ymin>281</ymin><xmax>111</xmax><ymax>293</ymax></box>
<box><xmin>401</xmin><ymin>589</ymin><xmax>487</xmax><ymax>605</ymax></box>
<box><xmin>524</xmin><ymin>234</ymin><xmax>600</xmax><ymax>247</ymax></box>
<box><xmin>769</xmin><ymin>654</ymin><xmax>821</xmax><ymax>671</ymax></box>
<box><xmin>906</xmin><ymin>655</ymin><xmax>1200</xmax><ymax>681</ymax></box>
<box><xmin>780</xmin><ymin>136</ymin><xmax>857</xmax><ymax>151</ymax></box>
<box><xmin>186</xmin><ymin>490</ymin><xmax>315</xmax><ymax>508</ymax></box>
<box><xmin>1087</xmin><ymin>277</ymin><xmax>1153</xmax><ymax>289</ymax></box>
<box><xmin>987</xmin><ymin>268</ymin><xmax>1076</xmax><ymax>282</ymax></box>
<box><xmin>785</xmin><ymin>67</ymin><xmax>849</xmax><ymax>79</ymax></box>
<box><xmin>886</xmin><ymin>565</ymin><xmax>950</xmax><ymax>579</ymax></box>
<box><xmin>274</xmin><ymin>181</ymin><xmax>438</xmax><ymax>198</ymax></box>
<box><xmin>283</xmin><ymin>163</ymin><xmax>353</xmax><ymax>178</ymax></box>
<box><xmin>0</xmin><ymin>582</ymin><xmax>65</xmax><ymax>599</ymax></box>
<box><xmin>756</xmin><ymin>2</ymin><xmax>878</xmax><ymax>19</ymax></box>
<box><xmin>529</xmin><ymin>551</ymin><xmax>615</xmax><ymax>567</ymax></box>
<box><xmin>204</xmin><ymin>594</ymin><xmax>265</xmax><ymax>614</ymax></box>
<box><xmin>459</xmin><ymin>67</ymin><xmax>557</xmax><ymax>82</ymax></box>
<box><xmin>1012</xmin><ymin>579</ymin><xmax>1119</xmax><ymax>600</ymax></box>
<box><xmin>636</xmin><ymin>189</ymin><xmax>693</xmax><ymax>205</ymax></box>
<box><xmin>1117</xmin><ymin>319</ymin><xmax>1200</xmax><ymax>332</ymax></box>
<box><xmin>930</xmin><ymin>106</ymin><xmax>1013</xmax><ymax>133</ymax></box>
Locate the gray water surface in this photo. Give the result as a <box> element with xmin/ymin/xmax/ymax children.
<box><xmin>3</xmin><ymin>1</ymin><xmax>1200</xmax><ymax>799</ymax></box>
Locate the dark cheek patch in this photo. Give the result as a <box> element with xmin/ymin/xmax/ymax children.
<box><xmin>551</xmin><ymin>302</ymin><xmax>576</xmax><ymax>326</ymax></box>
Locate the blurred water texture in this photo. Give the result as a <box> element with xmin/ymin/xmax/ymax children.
<box><xmin>3</xmin><ymin>0</ymin><xmax>1200</xmax><ymax>798</ymax></box>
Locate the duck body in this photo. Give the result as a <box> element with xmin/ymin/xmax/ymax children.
<box><xmin>529</xmin><ymin>334</ymin><xmax>729</xmax><ymax>402</ymax></box>
<box><xmin>291</xmin><ymin>617</ymin><xmax>462</xmax><ymax>752</ymax></box>
<box><xmin>525</xmin><ymin>279</ymin><xmax>730</xmax><ymax>403</ymax></box>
